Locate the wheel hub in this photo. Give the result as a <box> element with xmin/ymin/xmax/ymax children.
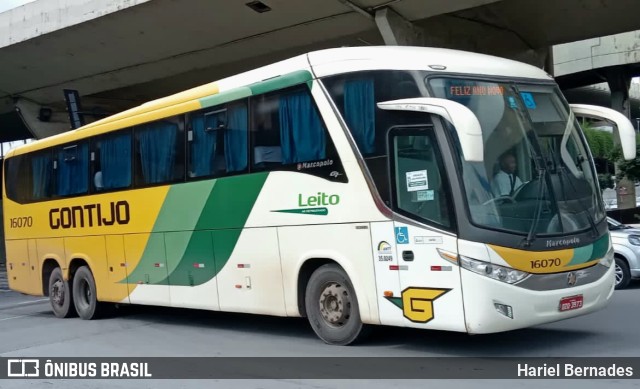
<box><xmin>51</xmin><ymin>280</ymin><xmax>64</xmax><ymax>306</ymax></box>
<box><xmin>319</xmin><ymin>282</ymin><xmax>351</xmax><ymax>327</ymax></box>
<box><xmin>83</xmin><ymin>280</ymin><xmax>91</xmax><ymax>304</ymax></box>
<box><xmin>615</xmin><ymin>264</ymin><xmax>623</xmax><ymax>285</ymax></box>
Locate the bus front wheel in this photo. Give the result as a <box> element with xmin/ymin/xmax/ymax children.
<box><xmin>305</xmin><ymin>264</ymin><xmax>366</xmax><ymax>345</ymax></box>
<box><xmin>48</xmin><ymin>267</ymin><xmax>77</xmax><ymax>318</ymax></box>
<box><xmin>72</xmin><ymin>266</ymin><xmax>103</xmax><ymax>320</ymax></box>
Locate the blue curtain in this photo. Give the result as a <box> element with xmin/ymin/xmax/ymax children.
<box><xmin>344</xmin><ymin>79</ymin><xmax>375</xmax><ymax>155</ymax></box>
<box><xmin>138</xmin><ymin>121</ymin><xmax>178</xmax><ymax>184</ymax></box>
<box><xmin>279</xmin><ymin>91</ymin><xmax>326</xmax><ymax>164</ymax></box>
<box><xmin>100</xmin><ymin>132</ymin><xmax>131</xmax><ymax>189</ymax></box>
<box><xmin>31</xmin><ymin>154</ymin><xmax>51</xmax><ymax>199</ymax></box>
<box><xmin>224</xmin><ymin>105</ymin><xmax>248</xmax><ymax>172</ymax></box>
<box><xmin>191</xmin><ymin>113</ymin><xmax>218</xmax><ymax>177</ymax></box>
<box><xmin>56</xmin><ymin>143</ymin><xmax>89</xmax><ymax>196</ymax></box>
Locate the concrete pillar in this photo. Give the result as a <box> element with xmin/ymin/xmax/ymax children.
<box><xmin>15</xmin><ymin>99</ymin><xmax>71</xmax><ymax>139</ymax></box>
<box><xmin>374</xmin><ymin>7</ymin><xmax>424</xmax><ymax>46</ymax></box>
<box><xmin>605</xmin><ymin>68</ymin><xmax>636</xmax><ymax>210</ymax></box>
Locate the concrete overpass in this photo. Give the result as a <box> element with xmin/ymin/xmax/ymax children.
<box><xmin>554</xmin><ymin>30</ymin><xmax>640</xmax><ymax>120</ymax></box>
<box><xmin>3</xmin><ymin>0</ymin><xmax>640</xmax><ymax>140</ymax></box>
<box><xmin>552</xmin><ymin>31</ymin><xmax>640</xmax><ymax>210</ymax></box>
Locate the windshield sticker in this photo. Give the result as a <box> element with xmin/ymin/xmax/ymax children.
<box><xmin>508</xmin><ymin>96</ymin><xmax>518</xmax><ymax>109</ymax></box>
<box><xmin>406</xmin><ymin>170</ymin><xmax>428</xmax><ymax>192</ymax></box>
<box><xmin>415</xmin><ymin>190</ymin><xmax>434</xmax><ymax>202</ymax></box>
<box><xmin>520</xmin><ymin>92</ymin><xmax>537</xmax><ymax>109</ymax></box>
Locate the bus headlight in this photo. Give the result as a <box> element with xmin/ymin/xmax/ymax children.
<box><xmin>599</xmin><ymin>246</ymin><xmax>614</xmax><ymax>268</ymax></box>
<box><xmin>460</xmin><ymin>256</ymin><xmax>529</xmax><ymax>284</ymax></box>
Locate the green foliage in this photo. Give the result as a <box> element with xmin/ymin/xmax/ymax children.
<box><xmin>580</xmin><ymin>120</ymin><xmax>640</xmax><ymax>183</ymax></box>
<box><xmin>598</xmin><ymin>173</ymin><xmax>614</xmax><ymax>191</ymax></box>
<box><xmin>616</xmin><ymin>142</ymin><xmax>640</xmax><ymax>182</ymax></box>
<box><xmin>582</xmin><ymin>123</ymin><xmax>614</xmax><ymax>159</ymax></box>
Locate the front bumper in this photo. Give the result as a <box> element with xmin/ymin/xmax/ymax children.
<box><xmin>461</xmin><ymin>263</ymin><xmax>615</xmax><ymax>334</ymax></box>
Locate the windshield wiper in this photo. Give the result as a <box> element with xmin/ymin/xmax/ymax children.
<box><xmin>523</xmin><ymin>166</ymin><xmax>547</xmax><ymax>247</ymax></box>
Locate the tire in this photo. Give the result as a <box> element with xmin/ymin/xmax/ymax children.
<box><xmin>305</xmin><ymin>264</ymin><xmax>366</xmax><ymax>345</ymax></box>
<box><xmin>614</xmin><ymin>257</ymin><xmax>631</xmax><ymax>290</ymax></box>
<box><xmin>72</xmin><ymin>266</ymin><xmax>103</xmax><ymax>320</ymax></box>
<box><xmin>48</xmin><ymin>267</ymin><xmax>77</xmax><ymax>318</ymax></box>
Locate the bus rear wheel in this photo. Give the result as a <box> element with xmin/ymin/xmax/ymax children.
<box><xmin>72</xmin><ymin>266</ymin><xmax>103</xmax><ymax>320</ymax></box>
<box><xmin>305</xmin><ymin>264</ymin><xmax>365</xmax><ymax>345</ymax></box>
<box><xmin>49</xmin><ymin>267</ymin><xmax>76</xmax><ymax>318</ymax></box>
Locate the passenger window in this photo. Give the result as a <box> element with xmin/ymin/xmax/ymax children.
<box><xmin>391</xmin><ymin>128</ymin><xmax>453</xmax><ymax>229</ymax></box>
<box><xmin>323</xmin><ymin>71</ymin><xmax>425</xmax><ymax>203</ymax></box>
<box><xmin>92</xmin><ymin>130</ymin><xmax>132</xmax><ymax>192</ymax></box>
<box><xmin>54</xmin><ymin>143</ymin><xmax>89</xmax><ymax>197</ymax></box>
<box><xmin>4</xmin><ymin>152</ymin><xmax>54</xmax><ymax>203</ymax></box>
<box><xmin>134</xmin><ymin>116</ymin><xmax>185</xmax><ymax>186</ymax></box>
<box><xmin>250</xmin><ymin>87</ymin><xmax>327</xmax><ymax>170</ymax></box>
<box><xmin>188</xmin><ymin>100</ymin><xmax>248</xmax><ymax>178</ymax></box>
<box><xmin>30</xmin><ymin>152</ymin><xmax>53</xmax><ymax>201</ymax></box>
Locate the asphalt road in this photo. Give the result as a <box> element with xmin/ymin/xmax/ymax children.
<box><xmin>0</xmin><ymin>281</ymin><xmax>639</xmax><ymax>388</ymax></box>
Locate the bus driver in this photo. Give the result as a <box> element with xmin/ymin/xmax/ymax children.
<box><xmin>492</xmin><ymin>152</ymin><xmax>523</xmax><ymax>197</ymax></box>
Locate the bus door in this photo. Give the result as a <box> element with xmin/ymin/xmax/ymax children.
<box><xmin>388</xmin><ymin>125</ymin><xmax>466</xmax><ymax>331</ymax></box>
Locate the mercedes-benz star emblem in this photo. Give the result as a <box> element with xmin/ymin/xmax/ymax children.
<box><xmin>567</xmin><ymin>272</ymin><xmax>577</xmax><ymax>287</ymax></box>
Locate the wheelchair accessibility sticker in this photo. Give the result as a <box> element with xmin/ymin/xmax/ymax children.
<box><xmin>395</xmin><ymin>227</ymin><xmax>409</xmax><ymax>244</ymax></box>
<box><xmin>520</xmin><ymin>92</ymin><xmax>537</xmax><ymax>109</ymax></box>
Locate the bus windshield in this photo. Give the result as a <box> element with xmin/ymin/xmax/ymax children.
<box><xmin>428</xmin><ymin>78</ymin><xmax>604</xmax><ymax>236</ymax></box>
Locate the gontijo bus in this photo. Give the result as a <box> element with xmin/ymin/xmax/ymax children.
<box><xmin>3</xmin><ymin>47</ymin><xmax>636</xmax><ymax>345</ymax></box>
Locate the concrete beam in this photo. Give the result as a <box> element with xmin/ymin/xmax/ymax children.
<box><xmin>375</xmin><ymin>7</ymin><xmax>425</xmax><ymax>46</ymax></box>
<box><xmin>15</xmin><ymin>99</ymin><xmax>70</xmax><ymax>139</ymax></box>
<box><xmin>0</xmin><ymin>0</ymin><xmax>151</xmax><ymax>49</ymax></box>
<box><xmin>553</xmin><ymin>30</ymin><xmax>640</xmax><ymax>78</ymax></box>
<box><xmin>374</xmin><ymin>7</ymin><xmax>547</xmax><ymax>67</ymax></box>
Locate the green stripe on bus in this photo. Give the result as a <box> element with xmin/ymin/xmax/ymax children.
<box><xmin>195</xmin><ymin>172</ymin><xmax>268</xmax><ymax>230</ymax></box>
<box><xmin>135</xmin><ymin>172</ymin><xmax>269</xmax><ymax>287</ymax></box>
<box><xmin>197</xmin><ymin>70</ymin><xmax>312</xmax><ymax>113</ymax></box>
<box><xmin>567</xmin><ymin>234</ymin><xmax>609</xmax><ymax>266</ymax></box>
<box><xmin>153</xmin><ymin>180</ymin><xmax>216</xmax><ymax>232</ymax></box>
<box><xmin>590</xmin><ymin>234</ymin><xmax>609</xmax><ymax>260</ymax></box>
<box><xmin>199</xmin><ymin>87</ymin><xmax>252</xmax><ymax>110</ymax></box>
<box><xmin>248</xmin><ymin>70</ymin><xmax>313</xmax><ymax>96</ymax></box>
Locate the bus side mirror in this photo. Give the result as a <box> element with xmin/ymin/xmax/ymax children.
<box><xmin>377</xmin><ymin>98</ymin><xmax>484</xmax><ymax>162</ymax></box>
<box><xmin>570</xmin><ymin>104</ymin><xmax>637</xmax><ymax>161</ymax></box>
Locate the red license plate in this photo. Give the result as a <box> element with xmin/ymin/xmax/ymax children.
<box><xmin>559</xmin><ymin>295</ymin><xmax>583</xmax><ymax>312</ymax></box>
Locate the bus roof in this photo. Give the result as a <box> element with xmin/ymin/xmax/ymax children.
<box><xmin>307</xmin><ymin>46</ymin><xmax>552</xmax><ymax>80</ymax></box>
<box><xmin>6</xmin><ymin>46</ymin><xmax>552</xmax><ymax>157</ymax></box>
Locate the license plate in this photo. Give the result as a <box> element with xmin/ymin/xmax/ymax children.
<box><xmin>559</xmin><ymin>295</ymin><xmax>583</xmax><ymax>312</ymax></box>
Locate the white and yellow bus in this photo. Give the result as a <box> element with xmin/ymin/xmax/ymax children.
<box><xmin>3</xmin><ymin>47</ymin><xmax>636</xmax><ymax>345</ymax></box>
